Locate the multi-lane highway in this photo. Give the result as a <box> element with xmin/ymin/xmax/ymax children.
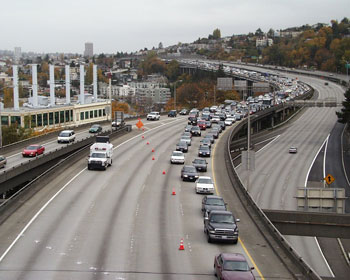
<box><xmin>235</xmin><ymin>73</ymin><xmax>348</xmax><ymax>278</ymax></box>
<box><xmin>0</xmin><ymin>115</ymin><xmax>298</xmax><ymax>279</ymax></box>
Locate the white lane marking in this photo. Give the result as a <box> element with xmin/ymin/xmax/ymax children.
<box><xmin>0</xmin><ymin>168</ymin><xmax>86</xmax><ymax>263</ymax></box>
<box><xmin>304</xmin><ymin>134</ymin><xmax>335</xmax><ymax>277</ymax></box>
<box><xmin>341</xmin><ymin>124</ymin><xmax>350</xmax><ymax>187</ymax></box>
<box><xmin>304</xmin><ymin>135</ymin><xmax>329</xmax><ymax>188</ymax></box>
<box><xmin>0</xmin><ymin>117</ymin><xmax>185</xmax><ymax>263</ymax></box>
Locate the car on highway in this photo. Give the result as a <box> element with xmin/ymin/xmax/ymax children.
<box><xmin>22</xmin><ymin>144</ymin><xmax>45</xmax><ymax>157</ymax></box>
<box><xmin>192</xmin><ymin>158</ymin><xmax>208</xmax><ymax>172</ymax></box>
<box><xmin>225</xmin><ymin>117</ymin><xmax>235</xmax><ymax>126</ymax></box>
<box><xmin>168</xmin><ymin>110</ymin><xmax>177</xmax><ymax>117</ymax></box>
<box><xmin>188</xmin><ymin>115</ymin><xmax>197</xmax><ymax>125</ymax></box>
<box><xmin>210</xmin><ymin>129</ymin><xmax>219</xmax><ymax>139</ymax></box>
<box><xmin>212</xmin><ymin>124</ymin><xmax>222</xmax><ymax>133</ymax></box>
<box><xmin>0</xmin><ymin>155</ymin><xmax>7</xmax><ymax>168</ymax></box>
<box><xmin>147</xmin><ymin>111</ymin><xmax>160</xmax><ymax>121</ymax></box>
<box><xmin>184</xmin><ymin>125</ymin><xmax>192</xmax><ymax>132</ymax></box>
<box><xmin>202</xmin><ymin>195</ymin><xmax>227</xmax><ymax>217</ymax></box>
<box><xmin>181</xmin><ymin>165</ymin><xmax>199</xmax><ymax>181</ymax></box>
<box><xmin>89</xmin><ymin>124</ymin><xmax>102</xmax><ymax>133</ymax></box>
<box><xmin>190</xmin><ymin>125</ymin><xmax>201</xmax><ymax>136</ymax></box>
<box><xmin>200</xmin><ymin>138</ymin><xmax>212</xmax><ymax>148</ymax></box>
<box><xmin>180</xmin><ymin>135</ymin><xmax>192</xmax><ymax>146</ymax></box>
<box><xmin>218</xmin><ymin>121</ymin><xmax>226</xmax><ymax>130</ymax></box>
<box><xmin>289</xmin><ymin>146</ymin><xmax>297</xmax><ymax>153</ymax></box>
<box><xmin>182</xmin><ymin>131</ymin><xmax>192</xmax><ymax>138</ymax></box>
<box><xmin>179</xmin><ymin>108</ymin><xmax>189</xmax><ymax>115</ymax></box>
<box><xmin>214</xmin><ymin>253</ymin><xmax>255</xmax><ymax>280</ymax></box>
<box><xmin>211</xmin><ymin>116</ymin><xmax>220</xmax><ymax>123</ymax></box>
<box><xmin>195</xmin><ymin>176</ymin><xmax>215</xmax><ymax>194</ymax></box>
<box><xmin>198</xmin><ymin>145</ymin><xmax>211</xmax><ymax>157</ymax></box>
<box><xmin>204</xmin><ymin>210</ymin><xmax>239</xmax><ymax>244</ymax></box>
<box><xmin>204</xmin><ymin>133</ymin><xmax>215</xmax><ymax>143</ymax></box>
<box><xmin>57</xmin><ymin>130</ymin><xmax>76</xmax><ymax>143</ymax></box>
<box><xmin>170</xmin><ymin>151</ymin><xmax>185</xmax><ymax>164</ymax></box>
<box><xmin>176</xmin><ymin>141</ymin><xmax>188</xmax><ymax>153</ymax></box>
<box><xmin>198</xmin><ymin>120</ymin><xmax>207</xmax><ymax>130</ymax></box>
<box><xmin>205</xmin><ymin>120</ymin><xmax>212</xmax><ymax>128</ymax></box>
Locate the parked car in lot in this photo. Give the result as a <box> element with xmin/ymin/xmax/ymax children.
<box><xmin>57</xmin><ymin>130</ymin><xmax>75</xmax><ymax>143</ymax></box>
<box><xmin>22</xmin><ymin>144</ymin><xmax>45</xmax><ymax>157</ymax></box>
<box><xmin>214</xmin><ymin>253</ymin><xmax>255</xmax><ymax>280</ymax></box>
<box><xmin>202</xmin><ymin>195</ymin><xmax>227</xmax><ymax>217</ymax></box>
<box><xmin>170</xmin><ymin>151</ymin><xmax>185</xmax><ymax>164</ymax></box>
<box><xmin>147</xmin><ymin>111</ymin><xmax>160</xmax><ymax>120</ymax></box>
<box><xmin>168</xmin><ymin>110</ymin><xmax>177</xmax><ymax>117</ymax></box>
<box><xmin>181</xmin><ymin>165</ymin><xmax>199</xmax><ymax>181</ymax></box>
<box><xmin>198</xmin><ymin>145</ymin><xmax>211</xmax><ymax>157</ymax></box>
<box><xmin>190</xmin><ymin>126</ymin><xmax>201</xmax><ymax>136</ymax></box>
<box><xmin>289</xmin><ymin>146</ymin><xmax>297</xmax><ymax>153</ymax></box>
<box><xmin>195</xmin><ymin>176</ymin><xmax>215</xmax><ymax>194</ymax></box>
<box><xmin>89</xmin><ymin>124</ymin><xmax>102</xmax><ymax>133</ymax></box>
<box><xmin>204</xmin><ymin>210</ymin><xmax>239</xmax><ymax>244</ymax></box>
<box><xmin>192</xmin><ymin>158</ymin><xmax>208</xmax><ymax>172</ymax></box>
<box><xmin>176</xmin><ymin>141</ymin><xmax>188</xmax><ymax>153</ymax></box>
<box><xmin>0</xmin><ymin>155</ymin><xmax>7</xmax><ymax>168</ymax></box>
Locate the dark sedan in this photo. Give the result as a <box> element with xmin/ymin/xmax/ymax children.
<box><xmin>202</xmin><ymin>195</ymin><xmax>227</xmax><ymax>217</ymax></box>
<box><xmin>204</xmin><ymin>134</ymin><xmax>215</xmax><ymax>144</ymax></box>
<box><xmin>176</xmin><ymin>141</ymin><xmax>188</xmax><ymax>153</ymax></box>
<box><xmin>181</xmin><ymin>165</ymin><xmax>199</xmax><ymax>181</ymax></box>
<box><xmin>192</xmin><ymin>158</ymin><xmax>208</xmax><ymax>172</ymax></box>
<box><xmin>190</xmin><ymin>126</ymin><xmax>201</xmax><ymax>136</ymax></box>
<box><xmin>214</xmin><ymin>253</ymin><xmax>255</xmax><ymax>280</ymax></box>
<box><xmin>89</xmin><ymin>124</ymin><xmax>102</xmax><ymax>133</ymax></box>
<box><xmin>210</xmin><ymin>129</ymin><xmax>219</xmax><ymax>139</ymax></box>
<box><xmin>198</xmin><ymin>145</ymin><xmax>211</xmax><ymax>157</ymax></box>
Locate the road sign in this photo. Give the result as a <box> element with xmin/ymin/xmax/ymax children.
<box><xmin>324</xmin><ymin>174</ymin><xmax>335</xmax><ymax>185</ymax></box>
<box><xmin>345</xmin><ymin>63</ymin><xmax>350</xmax><ymax>69</ymax></box>
<box><xmin>136</xmin><ymin>119</ymin><xmax>144</xmax><ymax>129</ymax></box>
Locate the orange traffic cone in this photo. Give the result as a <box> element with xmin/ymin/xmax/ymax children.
<box><xmin>147</xmin><ymin>141</ymin><xmax>149</xmax><ymax>145</ymax></box>
<box><xmin>172</xmin><ymin>188</ymin><xmax>176</xmax><ymax>195</ymax></box>
<box><xmin>152</xmin><ymin>157</ymin><xmax>155</xmax><ymax>160</ymax></box>
<box><xmin>162</xmin><ymin>171</ymin><xmax>166</xmax><ymax>175</ymax></box>
<box><xmin>142</xmin><ymin>135</ymin><xmax>144</xmax><ymax>139</ymax></box>
<box><xmin>152</xmin><ymin>148</ymin><xmax>155</xmax><ymax>152</ymax></box>
<box><xmin>179</xmin><ymin>239</ymin><xmax>185</xmax><ymax>250</ymax></box>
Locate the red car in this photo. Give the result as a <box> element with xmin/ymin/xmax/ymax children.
<box><xmin>198</xmin><ymin>120</ymin><xmax>207</xmax><ymax>130</ymax></box>
<box><xmin>214</xmin><ymin>253</ymin><xmax>255</xmax><ymax>280</ymax></box>
<box><xmin>22</xmin><ymin>144</ymin><xmax>45</xmax><ymax>157</ymax></box>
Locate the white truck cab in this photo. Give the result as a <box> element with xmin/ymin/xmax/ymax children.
<box><xmin>88</xmin><ymin>136</ymin><xmax>113</xmax><ymax>170</ymax></box>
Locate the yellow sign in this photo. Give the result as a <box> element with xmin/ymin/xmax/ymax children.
<box><xmin>324</xmin><ymin>174</ymin><xmax>335</xmax><ymax>185</ymax></box>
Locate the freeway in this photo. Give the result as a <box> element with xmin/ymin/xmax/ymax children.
<box><xmin>0</xmin><ymin>115</ymin><xmax>296</xmax><ymax>279</ymax></box>
<box><xmin>235</xmin><ymin>72</ymin><xmax>348</xmax><ymax>278</ymax></box>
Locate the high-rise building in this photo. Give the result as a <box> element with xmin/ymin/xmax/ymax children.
<box><xmin>84</xmin><ymin>42</ymin><xmax>93</xmax><ymax>57</ymax></box>
<box><xmin>14</xmin><ymin>47</ymin><xmax>21</xmax><ymax>61</ymax></box>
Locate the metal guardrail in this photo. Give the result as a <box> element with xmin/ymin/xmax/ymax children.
<box><xmin>225</xmin><ymin>118</ymin><xmax>322</xmax><ymax>279</ymax></box>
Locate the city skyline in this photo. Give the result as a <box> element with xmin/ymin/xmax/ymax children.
<box><xmin>1</xmin><ymin>0</ymin><xmax>349</xmax><ymax>54</ymax></box>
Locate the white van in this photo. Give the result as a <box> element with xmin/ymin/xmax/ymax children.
<box><xmin>57</xmin><ymin>130</ymin><xmax>76</xmax><ymax>143</ymax></box>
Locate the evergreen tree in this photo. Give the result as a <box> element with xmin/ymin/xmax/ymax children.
<box><xmin>336</xmin><ymin>87</ymin><xmax>350</xmax><ymax>127</ymax></box>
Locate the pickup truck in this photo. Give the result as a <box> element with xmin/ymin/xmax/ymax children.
<box><xmin>204</xmin><ymin>210</ymin><xmax>239</xmax><ymax>244</ymax></box>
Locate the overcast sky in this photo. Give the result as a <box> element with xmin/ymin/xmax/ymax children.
<box><xmin>1</xmin><ymin>0</ymin><xmax>348</xmax><ymax>54</ymax></box>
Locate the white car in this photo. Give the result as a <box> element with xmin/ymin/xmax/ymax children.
<box><xmin>195</xmin><ymin>176</ymin><xmax>215</xmax><ymax>194</ymax></box>
<box><xmin>289</xmin><ymin>147</ymin><xmax>297</xmax><ymax>154</ymax></box>
<box><xmin>211</xmin><ymin>116</ymin><xmax>220</xmax><ymax>123</ymax></box>
<box><xmin>224</xmin><ymin>117</ymin><xmax>235</xmax><ymax>126</ymax></box>
<box><xmin>170</xmin><ymin>151</ymin><xmax>185</xmax><ymax>164</ymax></box>
<box><xmin>57</xmin><ymin>130</ymin><xmax>75</xmax><ymax>143</ymax></box>
<box><xmin>147</xmin><ymin>112</ymin><xmax>160</xmax><ymax>121</ymax></box>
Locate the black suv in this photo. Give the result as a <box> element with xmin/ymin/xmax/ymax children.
<box><xmin>201</xmin><ymin>195</ymin><xmax>227</xmax><ymax>217</ymax></box>
<box><xmin>168</xmin><ymin>110</ymin><xmax>177</xmax><ymax>117</ymax></box>
<box><xmin>181</xmin><ymin>165</ymin><xmax>199</xmax><ymax>181</ymax></box>
<box><xmin>198</xmin><ymin>145</ymin><xmax>211</xmax><ymax>157</ymax></box>
<box><xmin>176</xmin><ymin>141</ymin><xmax>188</xmax><ymax>153</ymax></box>
<box><xmin>190</xmin><ymin>126</ymin><xmax>201</xmax><ymax>136</ymax></box>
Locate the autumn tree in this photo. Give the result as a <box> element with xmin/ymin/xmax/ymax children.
<box><xmin>166</xmin><ymin>60</ymin><xmax>180</xmax><ymax>82</ymax></box>
<box><xmin>85</xmin><ymin>63</ymin><xmax>93</xmax><ymax>85</ymax></box>
<box><xmin>3</xmin><ymin>87</ymin><xmax>13</xmax><ymax>108</ymax></box>
<box><xmin>138</xmin><ymin>52</ymin><xmax>166</xmax><ymax>76</ymax></box>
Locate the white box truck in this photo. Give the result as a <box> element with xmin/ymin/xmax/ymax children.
<box><xmin>88</xmin><ymin>136</ymin><xmax>113</xmax><ymax>170</ymax></box>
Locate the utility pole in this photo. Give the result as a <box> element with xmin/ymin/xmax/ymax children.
<box><xmin>214</xmin><ymin>85</ymin><xmax>216</xmax><ymax>105</ymax></box>
<box><xmin>174</xmin><ymin>83</ymin><xmax>176</xmax><ymax>110</ymax></box>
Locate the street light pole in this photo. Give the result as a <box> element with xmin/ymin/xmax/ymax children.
<box><xmin>174</xmin><ymin>83</ymin><xmax>176</xmax><ymax>110</ymax></box>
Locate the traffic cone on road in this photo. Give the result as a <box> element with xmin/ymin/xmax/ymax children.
<box><xmin>152</xmin><ymin>148</ymin><xmax>155</xmax><ymax>152</ymax></box>
<box><xmin>152</xmin><ymin>156</ymin><xmax>155</xmax><ymax>160</ymax></box>
<box><xmin>147</xmin><ymin>141</ymin><xmax>149</xmax><ymax>145</ymax></box>
<box><xmin>142</xmin><ymin>135</ymin><xmax>144</xmax><ymax>139</ymax></box>
<box><xmin>179</xmin><ymin>239</ymin><xmax>185</xmax><ymax>250</ymax></box>
<box><xmin>162</xmin><ymin>170</ymin><xmax>166</xmax><ymax>175</ymax></box>
<box><xmin>172</xmin><ymin>188</ymin><xmax>176</xmax><ymax>195</ymax></box>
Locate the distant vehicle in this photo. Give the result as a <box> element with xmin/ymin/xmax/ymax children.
<box><xmin>195</xmin><ymin>176</ymin><xmax>215</xmax><ymax>194</ymax></box>
<box><xmin>170</xmin><ymin>151</ymin><xmax>185</xmax><ymax>164</ymax></box>
<box><xmin>214</xmin><ymin>253</ymin><xmax>255</xmax><ymax>280</ymax></box>
<box><xmin>89</xmin><ymin>124</ymin><xmax>102</xmax><ymax>133</ymax></box>
<box><xmin>147</xmin><ymin>111</ymin><xmax>160</xmax><ymax>121</ymax></box>
<box><xmin>289</xmin><ymin>146</ymin><xmax>297</xmax><ymax>154</ymax></box>
<box><xmin>200</xmin><ymin>138</ymin><xmax>212</xmax><ymax>148</ymax></box>
<box><xmin>22</xmin><ymin>144</ymin><xmax>45</xmax><ymax>157</ymax></box>
<box><xmin>184</xmin><ymin>125</ymin><xmax>192</xmax><ymax>132</ymax></box>
<box><xmin>179</xmin><ymin>109</ymin><xmax>189</xmax><ymax>115</ymax></box>
<box><xmin>204</xmin><ymin>210</ymin><xmax>239</xmax><ymax>244</ymax></box>
<box><xmin>211</xmin><ymin>116</ymin><xmax>220</xmax><ymax>123</ymax></box>
<box><xmin>198</xmin><ymin>145</ymin><xmax>211</xmax><ymax>157</ymax></box>
<box><xmin>181</xmin><ymin>165</ymin><xmax>199</xmax><ymax>181</ymax></box>
<box><xmin>176</xmin><ymin>141</ymin><xmax>188</xmax><ymax>153</ymax></box>
<box><xmin>168</xmin><ymin>110</ymin><xmax>177</xmax><ymax>117</ymax></box>
<box><xmin>204</xmin><ymin>134</ymin><xmax>215</xmax><ymax>143</ymax></box>
<box><xmin>57</xmin><ymin>130</ymin><xmax>75</xmax><ymax>143</ymax></box>
<box><xmin>210</xmin><ymin>129</ymin><xmax>219</xmax><ymax>139</ymax></box>
<box><xmin>0</xmin><ymin>155</ymin><xmax>7</xmax><ymax>168</ymax></box>
<box><xmin>205</xmin><ymin>120</ymin><xmax>212</xmax><ymax>128</ymax></box>
<box><xmin>202</xmin><ymin>195</ymin><xmax>227</xmax><ymax>217</ymax></box>
<box><xmin>88</xmin><ymin>136</ymin><xmax>113</xmax><ymax>170</ymax></box>
<box><xmin>188</xmin><ymin>115</ymin><xmax>198</xmax><ymax>125</ymax></box>
<box><xmin>198</xmin><ymin>120</ymin><xmax>207</xmax><ymax>130</ymax></box>
<box><xmin>190</xmin><ymin>126</ymin><xmax>201</xmax><ymax>136</ymax></box>
<box><xmin>192</xmin><ymin>158</ymin><xmax>208</xmax><ymax>172</ymax></box>
<box><xmin>112</xmin><ymin>111</ymin><xmax>125</xmax><ymax>129</ymax></box>
<box><xmin>324</xmin><ymin>82</ymin><xmax>328</xmax><ymax>85</ymax></box>
<box><xmin>180</xmin><ymin>135</ymin><xmax>192</xmax><ymax>146</ymax></box>
<box><xmin>224</xmin><ymin>118</ymin><xmax>234</xmax><ymax>126</ymax></box>
<box><xmin>218</xmin><ymin>121</ymin><xmax>226</xmax><ymax>130</ymax></box>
